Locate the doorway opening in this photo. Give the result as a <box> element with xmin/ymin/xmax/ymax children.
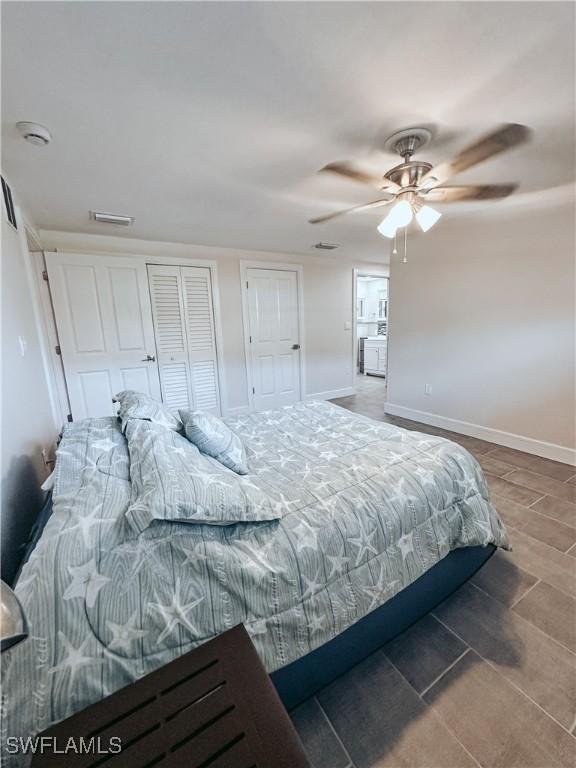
<box><xmin>353</xmin><ymin>272</ymin><xmax>389</xmax><ymax>397</ymax></box>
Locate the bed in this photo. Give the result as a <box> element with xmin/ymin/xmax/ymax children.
<box><xmin>1</xmin><ymin>400</ymin><xmax>508</xmax><ymax>761</ymax></box>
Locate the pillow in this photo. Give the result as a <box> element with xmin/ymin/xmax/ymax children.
<box><xmin>179</xmin><ymin>409</ymin><xmax>248</xmax><ymax>474</ymax></box>
<box><xmin>113</xmin><ymin>390</ymin><xmax>182</xmax><ymax>433</ymax></box>
<box><xmin>124</xmin><ymin>420</ymin><xmax>278</xmax><ymax>533</ymax></box>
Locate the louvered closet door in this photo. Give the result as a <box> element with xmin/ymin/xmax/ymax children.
<box><xmin>181</xmin><ymin>267</ymin><xmax>221</xmax><ymax>411</ymax></box>
<box><xmin>147</xmin><ymin>265</ymin><xmax>221</xmax><ymax>414</ymax></box>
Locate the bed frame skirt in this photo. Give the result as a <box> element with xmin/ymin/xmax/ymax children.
<box><xmin>271</xmin><ymin>544</ymin><xmax>495</xmax><ymax>710</ymax></box>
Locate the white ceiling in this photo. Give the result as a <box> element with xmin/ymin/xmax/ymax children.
<box><xmin>2</xmin><ymin>1</ymin><xmax>574</xmax><ymax>262</ymax></box>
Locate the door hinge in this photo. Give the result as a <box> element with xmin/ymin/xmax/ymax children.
<box><xmin>249</xmin><ymin>335</ymin><xmax>252</xmax><ymax>343</ymax></box>
<box><xmin>252</xmin><ymin>387</ymin><xmax>255</xmax><ymax>394</ymax></box>
<box><xmin>42</xmin><ymin>270</ymin><xmax>49</xmax><ymax>282</ymax></box>
<box><xmin>67</xmin><ymin>414</ymin><xmax>73</xmax><ymax>422</ymax></box>
<box><xmin>246</xmin><ymin>281</ymin><xmax>249</xmax><ymax>289</ymax></box>
<box><xmin>55</xmin><ymin>345</ymin><xmax>61</xmax><ymax>356</ymax></box>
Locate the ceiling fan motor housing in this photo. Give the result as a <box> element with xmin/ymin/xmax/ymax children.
<box><xmin>384</xmin><ymin>160</ymin><xmax>433</xmax><ymax>189</ymax></box>
<box><xmin>382</xmin><ymin>128</ymin><xmax>435</xmax><ymax>189</ymax></box>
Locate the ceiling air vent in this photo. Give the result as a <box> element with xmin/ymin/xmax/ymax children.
<box><xmin>90</xmin><ymin>211</ymin><xmax>135</xmax><ymax>226</ymax></box>
<box><xmin>313</xmin><ymin>242</ymin><xmax>339</xmax><ymax>250</ymax></box>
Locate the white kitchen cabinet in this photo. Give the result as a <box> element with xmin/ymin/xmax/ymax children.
<box><xmin>364</xmin><ymin>337</ymin><xmax>387</xmax><ymax>377</ymax></box>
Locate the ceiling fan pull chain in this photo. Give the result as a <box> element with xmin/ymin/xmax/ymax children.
<box><xmin>402</xmin><ymin>226</ymin><xmax>408</xmax><ymax>264</ymax></box>
<box><xmin>392</xmin><ymin>231</ymin><xmax>398</xmax><ymax>257</ymax></box>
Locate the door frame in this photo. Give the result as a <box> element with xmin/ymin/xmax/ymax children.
<box><xmin>240</xmin><ymin>260</ymin><xmax>305</xmax><ymax>412</ymax></box>
<box><xmin>352</xmin><ymin>268</ymin><xmax>389</xmax><ymax>391</ymax></box>
<box><xmin>44</xmin><ymin>251</ymin><xmax>228</xmax><ymax>416</ymax></box>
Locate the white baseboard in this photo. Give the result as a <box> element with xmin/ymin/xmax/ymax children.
<box><xmin>384</xmin><ymin>403</ymin><xmax>576</xmax><ymax>466</ymax></box>
<box><xmin>306</xmin><ymin>387</ymin><xmax>355</xmax><ymax>401</ymax></box>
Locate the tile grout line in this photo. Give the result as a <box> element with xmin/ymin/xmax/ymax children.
<box><xmin>468</xmin><ymin>569</ymin><xmax>545</xmax><ymax>616</ymax></box>
<box><xmin>314</xmin><ymin>696</ymin><xmax>356</xmax><ymax>768</ymax></box>
<box><xmin>418</xmin><ymin>648</ymin><xmax>471</xmax><ymax>698</ymax></box>
<box><xmin>520</xmin><ymin>504</ymin><xmax>576</xmax><ymax>536</ymax></box>
<box><xmin>525</xmin><ymin>493</ymin><xmax>551</xmax><ymax>509</ymax></box>
<box><xmin>385</xmin><ymin>652</ymin><xmax>483</xmax><ymax>768</ymax></box>
<box><xmin>497</xmin><ymin>494</ymin><xmax>576</xmax><ymax>539</ymax></box>
<box><xmin>490</xmin><ymin>495</ymin><xmax>576</xmax><ymax>550</ymax></box>
<box><xmin>500</xmin><ymin>467</ymin><xmax>576</xmax><ymax>493</ymax></box>
<box><xmin>524</xmin><ymin>493</ymin><xmax>547</xmax><ymax>508</ymax></box>
<box><xmin>479</xmin><ymin>449</ymin><xmax>575</xmax><ymax>484</ymax></box>
<box><xmin>502</xmin><ymin>528</ymin><xmax>576</xmax><ymax>604</ymax></box>
<box><xmin>432</xmin><ymin>612</ymin><xmax>576</xmax><ymax>734</ymax></box>
<box><xmin>509</xmin><ymin>578</ymin><xmax>542</xmax><ymax>609</ymax></box>
<box><xmin>467</xmin><ymin>578</ymin><xmax>576</xmax><ymax>657</ymax></box>
<box><xmin>478</xmin><ymin>447</ymin><xmax>499</xmax><ymax>458</ymax></box>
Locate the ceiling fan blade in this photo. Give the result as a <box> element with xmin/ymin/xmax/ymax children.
<box><xmin>419</xmin><ymin>183</ymin><xmax>518</xmax><ymax>203</ymax></box>
<box><xmin>419</xmin><ymin>124</ymin><xmax>531</xmax><ymax>188</ymax></box>
<box><xmin>309</xmin><ymin>197</ymin><xmax>395</xmax><ymax>224</ymax></box>
<box><xmin>320</xmin><ymin>162</ymin><xmax>401</xmax><ymax>193</ymax></box>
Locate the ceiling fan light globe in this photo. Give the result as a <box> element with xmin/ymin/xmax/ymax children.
<box><xmin>415</xmin><ymin>205</ymin><xmax>442</xmax><ymax>232</ymax></box>
<box><xmin>377</xmin><ymin>217</ymin><xmax>398</xmax><ymax>239</ymax></box>
<box><xmin>390</xmin><ymin>200</ymin><xmax>414</xmax><ymax>228</ymax></box>
<box><xmin>377</xmin><ymin>200</ymin><xmax>413</xmax><ymax>238</ymax></box>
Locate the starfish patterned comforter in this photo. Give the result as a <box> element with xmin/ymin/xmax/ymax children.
<box><xmin>1</xmin><ymin>401</ymin><xmax>508</xmax><ymax>761</ymax></box>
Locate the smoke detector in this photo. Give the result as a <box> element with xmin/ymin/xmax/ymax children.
<box><xmin>90</xmin><ymin>211</ymin><xmax>135</xmax><ymax>226</ymax></box>
<box><xmin>16</xmin><ymin>121</ymin><xmax>52</xmax><ymax>146</ymax></box>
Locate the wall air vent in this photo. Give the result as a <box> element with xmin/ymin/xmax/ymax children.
<box><xmin>313</xmin><ymin>242</ymin><xmax>339</xmax><ymax>250</ymax></box>
<box><xmin>90</xmin><ymin>211</ymin><xmax>135</xmax><ymax>226</ymax></box>
<box><xmin>1</xmin><ymin>176</ymin><xmax>17</xmax><ymax>229</ymax></box>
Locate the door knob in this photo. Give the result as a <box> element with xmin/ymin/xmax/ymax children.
<box><xmin>291</xmin><ymin>344</ymin><xmax>300</xmax><ymax>350</ymax></box>
<box><xmin>141</xmin><ymin>354</ymin><xmax>156</xmax><ymax>362</ymax></box>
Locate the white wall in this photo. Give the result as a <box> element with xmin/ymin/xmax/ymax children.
<box><xmin>386</xmin><ymin>191</ymin><xmax>576</xmax><ymax>463</ymax></box>
<box><xmin>39</xmin><ymin>230</ymin><xmax>389</xmax><ymax>410</ymax></box>
<box><xmin>1</xmin><ymin>181</ymin><xmax>59</xmax><ymax>583</ymax></box>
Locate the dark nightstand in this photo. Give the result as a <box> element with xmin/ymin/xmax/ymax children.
<box><xmin>32</xmin><ymin>624</ymin><xmax>310</xmax><ymax>767</ymax></box>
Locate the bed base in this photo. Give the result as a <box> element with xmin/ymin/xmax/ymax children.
<box><xmin>271</xmin><ymin>544</ymin><xmax>495</xmax><ymax>710</ymax></box>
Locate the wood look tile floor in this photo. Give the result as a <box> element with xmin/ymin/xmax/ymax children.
<box><xmin>291</xmin><ymin>375</ymin><xmax>576</xmax><ymax>768</ymax></box>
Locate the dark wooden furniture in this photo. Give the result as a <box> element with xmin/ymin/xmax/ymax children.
<box><xmin>32</xmin><ymin>624</ymin><xmax>310</xmax><ymax>768</ymax></box>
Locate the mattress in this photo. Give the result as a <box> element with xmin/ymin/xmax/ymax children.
<box><xmin>1</xmin><ymin>401</ymin><xmax>508</xmax><ymax>762</ymax></box>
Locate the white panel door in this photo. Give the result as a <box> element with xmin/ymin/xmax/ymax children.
<box><xmin>246</xmin><ymin>268</ymin><xmax>301</xmax><ymax>410</ymax></box>
<box><xmin>147</xmin><ymin>265</ymin><xmax>221</xmax><ymax>414</ymax></box>
<box><xmin>46</xmin><ymin>252</ymin><xmax>161</xmax><ymax>420</ymax></box>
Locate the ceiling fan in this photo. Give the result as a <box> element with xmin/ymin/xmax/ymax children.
<box><xmin>309</xmin><ymin>124</ymin><xmax>531</xmax><ymax>238</ymax></box>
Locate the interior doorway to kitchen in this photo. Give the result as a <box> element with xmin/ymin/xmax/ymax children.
<box><xmin>353</xmin><ymin>271</ymin><xmax>389</xmax><ymax>398</ymax></box>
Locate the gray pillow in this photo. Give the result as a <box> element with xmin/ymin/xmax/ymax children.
<box><xmin>179</xmin><ymin>409</ymin><xmax>248</xmax><ymax>474</ymax></box>
<box><xmin>125</xmin><ymin>420</ymin><xmax>278</xmax><ymax>533</ymax></box>
<box><xmin>113</xmin><ymin>390</ymin><xmax>182</xmax><ymax>433</ymax></box>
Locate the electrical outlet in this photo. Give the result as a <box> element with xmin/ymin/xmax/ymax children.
<box><xmin>424</xmin><ymin>383</ymin><xmax>432</xmax><ymax>396</ymax></box>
